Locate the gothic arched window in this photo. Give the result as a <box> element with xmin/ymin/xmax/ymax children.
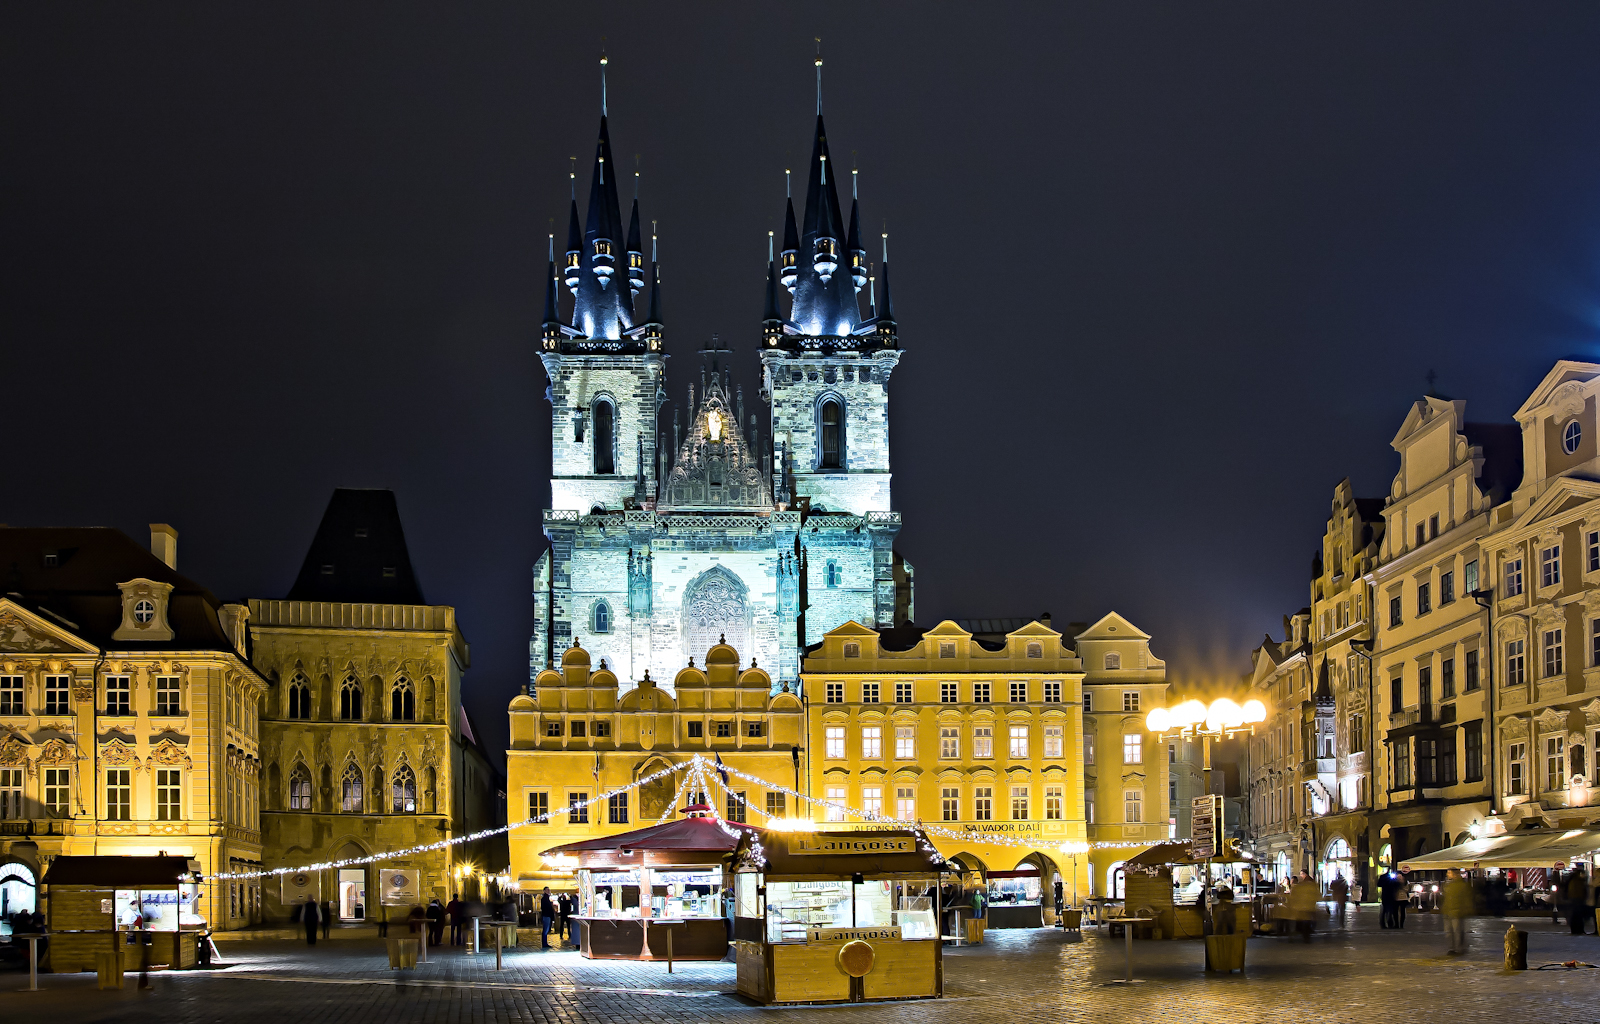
<box><xmin>819</xmin><ymin>397</ymin><xmax>843</xmax><ymax>469</ymax></box>
<box><xmin>825</xmin><ymin>560</ymin><xmax>841</xmax><ymax>588</ymax></box>
<box><xmin>593</xmin><ymin>398</ymin><xmax>616</xmax><ymax>475</ymax></box>
<box><xmin>340</xmin><ymin>677</ymin><xmax>362</xmax><ymax>720</ymax></box>
<box><xmin>340</xmin><ymin>763</ymin><xmax>364</xmax><ymax>813</ymax></box>
<box><xmin>592</xmin><ymin>601</ymin><xmax>611</xmax><ymax>634</ymax></box>
<box><xmin>288</xmin><ymin>675</ymin><xmax>311</xmax><ymax>720</ymax></box>
<box><xmin>392</xmin><ymin>764</ymin><xmax>417</xmax><ymax>813</ymax></box>
<box><xmin>391</xmin><ymin>678</ymin><xmax>414</xmax><ymax>721</ymax></box>
<box><xmin>289</xmin><ymin>764</ymin><xmax>312</xmax><ymax>811</ymax></box>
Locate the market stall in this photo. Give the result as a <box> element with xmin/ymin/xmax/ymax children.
<box><xmin>731</xmin><ymin>828</ymin><xmax>950</xmax><ymax>1005</ymax></box>
<box><xmin>1120</xmin><ymin>840</ymin><xmax>1253</xmax><ymax>940</ymax></box>
<box><xmin>984</xmin><ymin>868</ymin><xmax>1043</xmax><ymax>929</ymax></box>
<box><xmin>42</xmin><ymin>856</ymin><xmax>204</xmax><ymax>973</ymax></box>
<box><xmin>542</xmin><ymin>804</ymin><xmax>759</xmax><ymax>962</ymax></box>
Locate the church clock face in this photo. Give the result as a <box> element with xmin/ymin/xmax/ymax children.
<box><xmin>707</xmin><ymin>410</ymin><xmax>723</xmax><ymax>441</ymax></box>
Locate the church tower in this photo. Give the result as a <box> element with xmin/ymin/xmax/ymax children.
<box><xmin>759</xmin><ymin>59</ymin><xmax>908</xmax><ymax>638</ymax></box>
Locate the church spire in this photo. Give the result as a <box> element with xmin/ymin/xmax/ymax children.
<box><xmin>786</xmin><ymin>110</ymin><xmax>860</xmax><ymax>338</ymax></box>
<box><xmin>566</xmin><ymin>56</ymin><xmax>639</xmax><ymax>341</ymax></box>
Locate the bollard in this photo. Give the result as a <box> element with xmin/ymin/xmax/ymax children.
<box><xmin>1504</xmin><ymin>925</ymin><xmax>1528</xmax><ymax>971</ymax></box>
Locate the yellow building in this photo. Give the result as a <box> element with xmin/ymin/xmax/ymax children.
<box><xmin>0</xmin><ymin>525</ymin><xmax>267</xmax><ymax>931</ymax></box>
<box><xmin>506</xmin><ymin>638</ymin><xmax>804</xmax><ymax>884</ymax></box>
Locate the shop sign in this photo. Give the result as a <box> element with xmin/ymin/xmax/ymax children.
<box><xmin>281</xmin><ymin>871</ymin><xmax>319</xmax><ymax>904</ymax></box>
<box><xmin>381</xmin><ymin>869</ymin><xmax>419</xmax><ymax>904</ymax></box>
<box><xmin>793</xmin><ymin>837</ymin><xmax>916</xmax><ymax>855</ymax></box>
<box><xmin>807</xmin><ymin>926</ymin><xmax>901</xmax><ymax>943</ymax></box>
<box><xmin>1191</xmin><ymin>795</ymin><xmax>1220</xmax><ymax>859</ymax></box>
<box><xmin>960</xmin><ymin>822</ymin><xmax>1042</xmax><ymax>835</ymax></box>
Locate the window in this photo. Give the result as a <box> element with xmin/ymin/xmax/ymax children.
<box><xmin>1010</xmin><ymin>681</ymin><xmax>1027</xmax><ymax>703</ymax></box>
<box><xmin>1170</xmin><ymin>779</ymin><xmax>1178</xmax><ymax>805</ymax></box>
<box><xmin>44</xmin><ymin>675</ymin><xmax>69</xmax><ymax>715</ymax></box>
<box><xmin>592</xmin><ymin>601</ymin><xmax>611</xmax><ymax>634</ymax></box>
<box><xmin>1010</xmin><ymin>786</ymin><xmax>1029</xmax><ymax>820</ymax></box>
<box><xmin>939</xmin><ymin>642</ymin><xmax>956</xmax><ymax>659</ymax></box>
<box><xmin>862</xmin><ymin>682</ymin><xmax>880</xmax><ymax>704</ymax></box>
<box><xmin>593</xmin><ymin>720</ymin><xmax>610</xmax><ymax>738</ymax></box>
<box><xmin>973</xmin><ymin>726</ymin><xmax>994</xmax><ymax>759</ymax></box>
<box><xmin>895</xmin><ymin>786</ymin><xmax>915</xmax><ymax>821</ymax></box>
<box><xmin>1430</xmin><ymin>514</ymin><xmax>1440</xmax><ymax>539</ymax></box>
<box><xmin>567</xmin><ymin>792</ymin><xmax>588</xmax><ymax>824</ymax></box>
<box><xmin>826</xmin><ymin>682</ymin><xmax>844</xmax><ymax>704</ymax></box>
<box><xmin>133</xmin><ymin>599</ymin><xmax>155</xmax><ymax>624</ymax></box>
<box><xmin>941</xmin><ymin>787</ymin><xmax>959</xmax><ymax>821</ymax></box>
<box><xmin>1544</xmin><ymin>629</ymin><xmax>1564</xmax><ymax>677</ymax></box>
<box><xmin>1124</xmin><ymin>789</ymin><xmax>1142</xmax><ymax>823</ymax></box>
<box><xmin>825</xmin><ymin>560</ymin><xmax>840</xmax><ymax>588</ymax></box>
<box><xmin>288</xmin><ymin>676</ymin><xmax>311</xmax><ymax>719</ymax></box>
<box><xmin>825</xmin><ymin>727</ymin><xmax>845</xmax><ymax>759</ymax></box>
<box><xmin>1440</xmin><ymin>657</ymin><xmax>1455</xmax><ymax>699</ymax></box>
<box><xmin>1044</xmin><ymin>680</ymin><xmax>1061</xmax><ymax>703</ymax></box>
<box><xmin>843</xmin><ymin>642</ymin><xmax>860</xmax><ymax>659</ymax></box>
<box><xmin>973</xmin><ymin>682</ymin><xmax>991</xmax><ymax>704</ymax></box>
<box><xmin>105</xmin><ymin>675</ymin><xmax>130</xmax><ymax>716</ymax></box>
<box><xmin>155</xmin><ymin>769</ymin><xmax>182</xmax><ymax>820</ymax></box>
<box><xmin>592</xmin><ymin>398</ymin><xmax>615</xmax><ymax>474</ymax></box>
<box><xmin>1464</xmin><ymin>559</ymin><xmax>1479</xmax><ymax>594</ymax></box>
<box><xmin>861</xmin><ymin>726</ymin><xmax>882</xmax><ymax>759</ymax></box>
<box><xmin>392</xmin><ymin>765</ymin><xmax>416</xmax><ymax>813</ymax></box>
<box><xmin>715</xmin><ymin>721</ymin><xmax>731</xmax><ymax>738</ymax></box>
<box><xmin>44</xmin><ymin>768</ymin><xmax>69</xmax><ymax>817</ymax></box>
<box><xmin>1441</xmin><ymin>732</ymin><xmax>1458</xmax><ymax>785</ymax></box>
<box><xmin>686</xmin><ymin>721</ymin><xmax>703</xmax><ymax>738</ymax></box>
<box><xmin>1045</xmin><ymin>785</ymin><xmax>1063</xmax><ymax>820</ymax></box>
<box><xmin>106</xmin><ymin>769</ymin><xmax>131</xmax><ymax>821</ymax></box>
<box><xmin>765</xmin><ymin>791</ymin><xmax>786</xmax><ymax>818</ymax></box>
<box><xmin>1085</xmin><ymin>789</ymin><xmax>1096</xmax><ymax>824</ymax></box>
<box><xmin>1027</xmin><ymin>643</ymin><xmax>1043</xmax><ymax>659</ymax></box>
<box><xmin>1122</xmin><ymin>691</ymin><xmax>1139</xmax><ymax>713</ymax></box>
<box><xmin>746</xmin><ymin>721</ymin><xmax>763</xmax><ymax>738</ymax></box>
<box><xmin>1122</xmin><ymin>734</ymin><xmax>1142</xmax><ymax>764</ymax></box>
<box><xmin>1389</xmin><ymin>596</ymin><xmax>1402</xmax><ymax>628</ymax></box>
<box><xmin>1415</xmin><ymin>524</ymin><xmax>1425</xmax><ymax>548</ymax></box>
<box><xmin>1083</xmin><ymin>693</ymin><xmax>1092</xmax><ymax>713</ymax></box>
<box><xmin>940</xmin><ymin>682</ymin><xmax>958</xmax><ymax>703</ymax></box>
<box><xmin>939</xmin><ymin>727</ymin><xmax>959</xmax><ymax>759</ymax></box>
<box><xmin>1509</xmin><ymin>639</ymin><xmax>1531</xmax><ymax>686</ymax></box>
<box><xmin>1393</xmin><ymin>740</ymin><xmax>1412</xmax><ymax>789</ymax></box>
<box><xmin>1546</xmin><ymin>736</ymin><xmax>1566</xmax><ymax>791</ymax></box>
<box><xmin>0</xmin><ymin>768</ymin><xmax>21</xmax><ymax>819</ymax></box>
<box><xmin>341</xmin><ymin>764</ymin><xmax>364</xmax><ymax>812</ymax></box>
<box><xmin>886</xmin><ymin>725</ymin><xmax>913</xmax><ymax>759</ymax></box>
<box><xmin>1104</xmin><ymin>652</ymin><xmax>1121</xmax><ymax>670</ymax></box>
<box><xmin>1418</xmin><ymin>666</ymin><xmax>1432</xmax><ymax>709</ymax></box>
<box><xmin>1009</xmin><ymin>725</ymin><xmax>1029</xmax><ymax>759</ymax></box>
<box><xmin>391</xmin><ymin>679</ymin><xmax>414</xmax><ymax>721</ymax></box>
<box><xmin>1505</xmin><ymin>559</ymin><xmax>1524</xmax><ymax>597</ymax></box>
<box><xmin>974</xmin><ymin>787</ymin><xmax>993</xmax><ymax>821</ymax></box>
<box><xmin>1508</xmin><ymin>741</ymin><xmax>1527</xmax><ymax>796</ymax></box>
<box><xmin>1416</xmin><ymin>738</ymin><xmax>1437</xmax><ymax>786</ymax></box>
<box><xmin>1417</xmin><ymin>582</ymin><xmax>1431</xmax><ymax>616</ymax></box>
<box><xmin>1590</xmin><ymin>532</ymin><xmax>1600</xmax><ymax>573</ymax></box>
<box><xmin>825</xmin><ymin>786</ymin><xmax>847</xmax><ymax>822</ymax></box>
<box><xmin>1465</xmin><ymin>649</ymin><xmax>1480</xmax><ymax>691</ymax></box>
<box><xmin>546</xmin><ymin>721</ymin><xmax>563</xmax><ymax>737</ymax></box>
<box><xmin>1565</xmin><ymin>419</ymin><xmax>1583</xmax><ymax>454</ymax></box>
<box><xmin>0</xmin><ymin>676</ymin><xmax>21</xmax><ymax>715</ymax></box>
<box><xmin>1541</xmin><ymin>546</ymin><xmax>1562</xmax><ymax>588</ymax></box>
<box><xmin>608</xmin><ymin>791</ymin><xmax>629</xmax><ymax>824</ymax></box>
<box><xmin>895</xmin><ymin>682</ymin><xmax>913</xmax><ymax>703</ymax></box>
<box><xmin>1044</xmin><ymin>724</ymin><xmax>1063</xmax><ymax>759</ymax></box>
<box><xmin>289</xmin><ymin>765</ymin><xmax>312</xmax><ymax>810</ymax></box>
<box><xmin>1390</xmin><ymin>674</ymin><xmax>1404</xmax><ymax>712</ymax></box>
<box><xmin>819</xmin><ymin>398</ymin><xmax>843</xmax><ymax>469</ymax></box>
<box><xmin>1440</xmin><ymin>571</ymin><xmax>1454</xmax><ymax>606</ymax></box>
<box><xmin>340</xmin><ymin>678</ymin><xmax>363</xmax><ymax>720</ymax></box>
<box><xmin>861</xmin><ymin>786</ymin><xmax>883</xmax><ymax>817</ymax></box>
<box><xmin>1084</xmin><ymin>731</ymin><xmax>1095</xmax><ymax>764</ymax></box>
<box><xmin>726</xmin><ymin>791</ymin><xmax>747</xmax><ymax>823</ymax></box>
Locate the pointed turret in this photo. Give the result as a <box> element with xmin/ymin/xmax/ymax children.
<box><xmin>780</xmin><ymin>196</ymin><xmax>800</xmax><ymax>292</ymax></box>
<box><xmin>563</xmin><ymin>198</ymin><xmax>582</xmax><ymax>293</ymax></box>
<box><xmin>787</xmin><ymin>113</ymin><xmax>861</xmax><ymax>338</ymax></box>
<box><xmin>569</xmin><ymin>116</ymin><xmax>636</xmax><ymax>340</ymax></box>
<box><xmin>626</xmin><ymin>196</ymin><xmax>645</xmax><ymax>296</ymax></box>
<box><xmin>847</xmin><ymin>197</ymin><xmax>866</xmax><ymax>293</ymax></box>
<box><xmin>877</xmin><ymin>234</ymin><xmax>896</xmax><ymax>326</ymax></box>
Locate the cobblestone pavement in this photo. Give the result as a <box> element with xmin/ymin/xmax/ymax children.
<box><xmin>7</xmin><ymin>907</ymin><xmax>1600</xmax><ymax>1023</ymax></box>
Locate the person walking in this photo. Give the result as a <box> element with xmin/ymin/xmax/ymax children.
<box><xmin>558</xmin><ymin>893</ymin><xmax>573</xmax><ymax>942</ymax></box>
<box><xmin>447</xmin><ymin>893</ymin><xmax>464</xmax><ymax>946</ymax></box>
<box><xmin>426</xmin><ymin>898</ymin><xmax>446</xmax><ymax>947</ymax></box>
<box><xmin>1565</xmin><ymin>867</ymin><xmax>1590</xmax><ymax>935</ymax></box>
<box><xmin>1288</xmin><ymin>871</ymin><xmax>1318</xmax><ymax>942</ymax></box>
<box><xmin>302</xmin><ymin>897</ymin><xmax>321</xmax><ymax>946</ymax></box>
<box><xmin>539</xmin><ymin>887</ymin><xmax>556</xmax><ymax>949</ymax></box>
<box><xmin>321</xmin><ymin>899</ymin><xmax>333</xmax><ymax>939</ymax></box>
<box><xmin>1330</xmin><ymin>873</ymin><xmax>1349</xmax><ymax>927</ymax></box>
<box><xmin>1442</xmin><ymin>868</ymin><xmax>1472</xmax><ymax>955</ymax></box>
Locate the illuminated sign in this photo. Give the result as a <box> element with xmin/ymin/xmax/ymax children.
<box><xmin>807</xmin><ymin>926</ymin><xmax>901</xmax><ymax>943</ymax></box>
<box><xmin>793</xmin><ymin>837</ymin><xmax>916</xmax><ymax>855</ymax></box>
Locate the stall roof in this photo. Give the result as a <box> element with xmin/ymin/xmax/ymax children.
<box><xmin>1399</xmin><ymin>829</ymin><xmax>1600</xmax><ymax>871</ymax></box>
<box><xmin>1125</xmin><ymin>840</ymin><xmax>1245</xmax><ymax>869</ymax></box>
<box><xmin>543</xmin><ymin>815</ymin><xmax>761</xmax><ymax>856</ymax></box>
<box><xmin>737</xmin><ymin>829</ymin><xmax>948</xmax><ymax>879</ymax></box>
<box><xmin>42</xmin><ymin>856</ymin><xmax>198</xmax><ymax>887</ymax></box>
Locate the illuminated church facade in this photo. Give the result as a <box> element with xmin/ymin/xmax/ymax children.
<box><xmin>530</xmin><ymin>93</ymin><xmax>912</xmax><ymax>691</ymax></box>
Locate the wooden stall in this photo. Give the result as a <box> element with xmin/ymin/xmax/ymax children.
<box><xmin>543</xmin><ymin>805</ymin><xmax>759</xmax><ymax>962</ymax></box>
<box><xmin>732</xmin><ymin>829</ymin><xmax>949</xmax><ymax>1005</ymax></box>
<box><xmin>43</xmin><ymin>856</ymin><xmax>204</xmax><ymax>973</ymax></box>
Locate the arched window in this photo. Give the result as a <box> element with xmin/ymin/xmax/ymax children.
<box><xmin>340</xmin><ymin>763</ymin><xmax>364</xmax><ymax>813</ymax></box>
<box><xmin>391</xmin><ymin>678</ymin><xmax>414</xmax><ymax>721</ymax></box>
<box><xmin>825</xmin><ymin>560</ymin><xmax>841</xmax><ymax>588</ymax></box>
<box><xmin>1104</xmin><ymin>652</ymin><xmax>1122</xmax><ymax>670</ymax></box>
<box><xmin>392</xmin><ymin>765</ymin><xmax>417</xmax><ymax>813</ymax></box>
<box><xmin>1026</xmin><ymin>643</ymin><xmax>1043</xmax><ymax>659</ymax></box>
<box><xmin>819</xmin><ymin>398</ymin><xmax>843</xmax><ymax>469</ymax></box>
<box><xmin>592</xmin><ymin>601</ymin><xmax>611</xmax><ymax>634</ymax></box>
<box><xmin>593</xmin><ymin>398</ymin><xmax>615</xmax><ymax>475</ymax></box>
<box><xmin>340</xmin><ymin>677</ymin><xmax>362</xmax><ymax>721</ymax></box>
<box><xmin>288</xmin><ymin>675</ymin><xmax>311</xmax><ymax>720</ymax></box>
<box><xmin>288</xmin><ymin>764</ymin><xmax>312</xmax><ymax>810</ymax></box>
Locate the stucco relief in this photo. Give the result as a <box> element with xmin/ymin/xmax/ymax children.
<box><xmin>37</xmin><ymin>738</ymin><xmax>75</xmax><ymax>764</ymax></box>
<box><xmin>150</xmin><ymin>739</ymin><xmax>192</xmax><ymax>768</ymax></box>
<box><xmin>101</xmin><ymin>738</ymin><xmax>142</xmax><ymax>771</ymax></box>
<box><xmin>0</xmin><ymin>611</ymin><xmax>71</xmax><ymax>653</ymax></box>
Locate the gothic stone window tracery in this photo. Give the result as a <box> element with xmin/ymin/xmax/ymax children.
<box><xmin>683</xmin><ymin>566</ymin><xmax>750</xmax><ymax>663</ymax></box>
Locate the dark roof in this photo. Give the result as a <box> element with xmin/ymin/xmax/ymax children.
<box><xmin>1463</xmin><ymin>422</ymin><xmax>1524</xmax><ymax>504</ymax></box>
<box><xmin>286</xmin><ymin>489</ymin><xmax>426</xmax><ymax>605</ymax></box>
<box><xmin>0</xmin><ymin>527</ymin><xmax>236</xmax><ymax>653</ymax></box>
<box><xmin>545</xmin><ymin>815</ymin><xmax>761</xmax><ymax>856</ymax></box>
<box><xmin>738</xmin><ymin>829</ymin><xmax>947</xmax><ymax>879</ymax></box>
<box><xmin>43</xmin><ymin>855</ymin><xmax>198</xmax><ymax>887</ymax></box>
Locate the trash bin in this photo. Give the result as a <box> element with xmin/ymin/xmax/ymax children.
<box><xmin>386</xmin><ymin>937</ymin><xmax>419</xmax><ymax>970</ymax></box>
<box><xmin>96</xmin><ymin>950</ymin><xmax>125</xmax><ymax>990</ymax></box>
<box><xmin>1204</xmin><ymin>934</ymin><xmax>1247</xmax><ymax>973</ymax></box>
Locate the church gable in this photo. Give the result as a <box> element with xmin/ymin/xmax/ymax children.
<box><xmin>659</xmin><ymin>371</ymin><xmax>772</xmax><ymax>511</ymax></box>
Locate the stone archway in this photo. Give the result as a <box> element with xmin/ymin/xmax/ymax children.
<box><xmin>681</xmin><ymin>566</ymin><xmax>750</xmax><ymax>662</ymax></box>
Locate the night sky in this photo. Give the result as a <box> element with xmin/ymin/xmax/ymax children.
<box><xmin>9</xmin><ymin>5</ymin><xmax>1600</xmax><ymax>765</ymax></box>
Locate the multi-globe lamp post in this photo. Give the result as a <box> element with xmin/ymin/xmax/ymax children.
<box><xmin>1144</xmin><ymin>697</ymin><xmax>1267</xmax><ymax>887</ymax></box>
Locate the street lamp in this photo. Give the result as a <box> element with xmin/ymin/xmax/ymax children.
<box><xmin>1145</xmin><ymin>697</ymin><xmax>1266</xmax><ymax>882</ymax></box>
<box><xmin>1058</xmin><ymin>840</ymin><xmax>1090</xmax><ymax>908</ymax></box>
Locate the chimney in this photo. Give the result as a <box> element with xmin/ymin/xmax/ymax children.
<box><xmin>150</xmin><ymin>524</ymin><xmax>178</xmax><ymax>570</ymax></box>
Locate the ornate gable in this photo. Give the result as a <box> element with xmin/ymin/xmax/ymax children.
<box><xmin>0</xmin><ymin>600</ymin><xmax>95</xmax><ymax>655</ymax></box>
<box><xmin>658</xmin><ymin>372</ymin><xmax>772</xmax><ymax>511</ymax></box>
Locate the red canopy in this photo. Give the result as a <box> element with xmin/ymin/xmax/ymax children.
<box><xmin>544</xmin><ymin>815</ymin><xmax>763</xmax><ymax>855</ymax></box>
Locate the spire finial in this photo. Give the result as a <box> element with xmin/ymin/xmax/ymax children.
<box><xmin>569</xmin><ymin>157</ymin><xmax>576</xmax><ymax>200</ymax></box>
<box><xmin>651</xmin><ymin>219</ymin><xmax>658</xmax><ymax>262</ymax></box>
<box><xmin>600</xmin><ymin>47</ymin><xmax>608</xmax><ymax>117</ymax></box>
<box><xmin>548</xmin><ymin>231</ymin><xmax>554</xmax><ymax>262</ymax></box>
<box><xmin>882</xmin><ymin>230</ymin><xmax>888</xmax><ymax>263</ymax></box>
<box><xmin>768</xmin><ymin>229</ymin><xmax>774</xmax><ymax>261</ymax></box>
<box><xmin>852</xmin><ymin>166</ymin><xmax>858</xmax><ymax>200</ymax></box>
<box><xmin>785</xmin><ymin>168</ymin><xmax>791</xmax><ymax>198</ymax></box>
<box><xmin>814</xmin><ymin>38</ymin><xmax>823</xmax><ymax>114</ymax></box>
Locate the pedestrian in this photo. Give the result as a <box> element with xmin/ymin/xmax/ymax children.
<box><xmin>1565</xmin><ymin>867</ymin><xmax>1590</xmax><ymax>936</ymax></box>
<box><xmin>1288</xmin><ymin>871</ymin><xmax>1318</xmax><ymax>942</ymax></box>
<box><xmin>407</xmin><ymin>905</ymin><xmax>426</xmax><ymax>938</ymax></box>
<box><xmin>558</xmin><ymin>893</ymin><xmax>573</xmax><ymax>941</ymax></box>
<box><xmin>1330</xmin><ymin>872</ymin><xmax>1349</xmax><ymax>926</ymax></box>
<box><xmin>426</xmin><ymin>898</ymin><xmax>446</xmax><ymax>947</ymax></box>
<box><xmin>135</xmin><ymin>905</ymin><xmax>154</xmax><ymax>990</ymax></box>
<box><xmin>302</xmin><ymin>897</ymin><xmax>320</xmax><ymax>946</ymax></box>
<box><xmin>321</xmin><ymin>899</ymin><xmax>333</xmax><ymax>939</ymax></box>
<box><xmin>447</xmin><ymin>893</ymin><xmax>464</xmax><ymax>946</ymax></box>
<box><xmin>539</xmin><ymin>887</ymin><xmax>556</xmax><ymax>949</ymax></box>
<box><xmin>1442</xmin><ymin>868</ymin><xmax>1472</xmax><ymax>955</ymax></box>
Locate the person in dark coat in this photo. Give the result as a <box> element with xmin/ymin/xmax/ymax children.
<box><xmin>539</xmin><ymin>888</ymin><xmax>556</xmax><ymax>949</ymax></box>
<box><xmin>321</xmin><ymin>899</ymin><xmax>333</xmax><ymax>938</ymax></box>
<box><xmin>447</xmin><ymin>894</ymin><xmax>465</xmax><ymax>945</ymax></box>
<box><xmin>426</xmin><ymin>898</ymin><xmax>446</xmax><ymax>947</ymax></box>
<box><xmin>1565</xmin><ymin>868</ymin><xmax>1590</xmax><ymax>935</ymax></box>
<box><xmin>302</xmin><ymin>897</ymin><xmax>320</xmax><ymax>945</ymax></box>
<box><xmin>558</xmin><ymin>893</ymin><xmax>573</xmax><ymax>940</ymax></box>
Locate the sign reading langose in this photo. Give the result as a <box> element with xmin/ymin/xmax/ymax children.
<box><xmin>808</xmin><ymin>926</ymin><xmax>902</xmax><ymax>943</ymax></box>
<box><xmin>793</xmin><ymin>836</ymin><xmax>917</xmax><ymax>855</ymax></box>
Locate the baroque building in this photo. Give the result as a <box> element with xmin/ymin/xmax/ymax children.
<box><xmin>0</xmin><ymin>525</ymin><xmax>266</xmax><ymax>930</ymax></box>
<box><xmin>531</xmin><ymin>88</ymin><xmax>912</xmax><ymax>692</ymax></box>
<box><xmin>248</xmin><ymin>489</ymin><xmax>500</xmax><ymax>922</ymax></box>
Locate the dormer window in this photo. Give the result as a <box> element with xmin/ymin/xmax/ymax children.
<box><xmin>594</xmin><ymin>240</ymin><xmax>612</xmax><ymax>257</ymax></box>
<box><xmin>112</xmin><ymin>578</ymin><xmax>175</xmax><ymax>642</ymax></box>
<box><xmin>1565</xmin><ymin>419</ymin><xmax>1583</xmax><ymax>455</ymax></box>
<box><xmin>843</xmin><ymin>642</ymin><xmax>861</xmax><ymax>659</ymax></box>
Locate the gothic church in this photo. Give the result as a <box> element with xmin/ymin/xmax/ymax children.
<box><xmin>531</xmin><ymin>83</ymin><xmax>912</xmax><ymax>690</ymax></box>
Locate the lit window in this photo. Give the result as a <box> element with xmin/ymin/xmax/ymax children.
<box><xmin>1010</xmin><ymin>786</ymin><xmax>1029</xmax><ymax>820</ymax></box>
<box><xmin>941</xmin><ymin>787</ymin><xmax>959</xmax><ymax>821</ymax></box>
<box><xmin>861</xmin><ymin>786</ymin><xmax>882</xmax><ymax>817</ymax></box>
<box><xmin>861</xmin><ymin>726</ymin><xmax>882</xmax><ymax>759</ymax></box>
<box><xmin>568</xmin><ymin>792</ymin><xmax>588</xmax><ymax>824</ymax></box>
<box><xmin>825</xmin><ymin>786</ymin><xmax>847</xmax><ymax>822</ymax></box>
<box><xmin>1009</xmin><ymin>725</ymin><xmax>1029</xmax><ymax>759</ymax></box>
<box><xmin>1045</xmin><ymin>785</ymin><xmax>1063</xmax><ymax>821</ymax></box>
<box><xmin>940</xmin><ymin>727</ymin><xmax>958</xmax><ymax>759</ymax></box>
<box><xmin>895</xmin><ymin>726</ymin><xmax>916</xmax><ymax>759</ymax></box>
<box><xmin>289</xmin><ymin>766</ymin><xmax>312</xmax><ymax>810</ymax></box>
<box><xmin>1084</xmin><ymin>731</ymin><xmax>1095</xmax><ymax>764</ymax></box>
<box><xmin>1044</xmin><ymin>725</ymin><xmax>1063</xmax><ymax>759</ymax></box>
<box><xmin>392</xmin><ymin>765</ymin><xmax>417</xmax><ymax>813</ymax></box>
<box><xmin>1123</xmin><ymin>734</ymin><xmax>1142</xmax><ymax>764</ymax></box>
<box><xmin>1124</xmin><ymin>789</ymin><xmax>1142</xmax><ymax>823</ymax></box>
<box><xmin>825</xmin><ymin>727</ymin><xmax>846</xmax><ymax>759</ymax></box>
<box><xmin>973</xmin><ymin>726</ymin><xmax>993</xmax><ymax>759</ymax></box>
<box><xmin>341</xmin><ymin>764</ymin><xmax>364</xmax><ymax>812</ymax></box>
<box><xmin>974</xmin><ymin>786</ymin><xmax>992</xmax><ymax>821</ymax></box>
<box><xmin>895</xmin><ymin>787</ymin><xmax>915</xmax><ymax>821</ymax></box>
